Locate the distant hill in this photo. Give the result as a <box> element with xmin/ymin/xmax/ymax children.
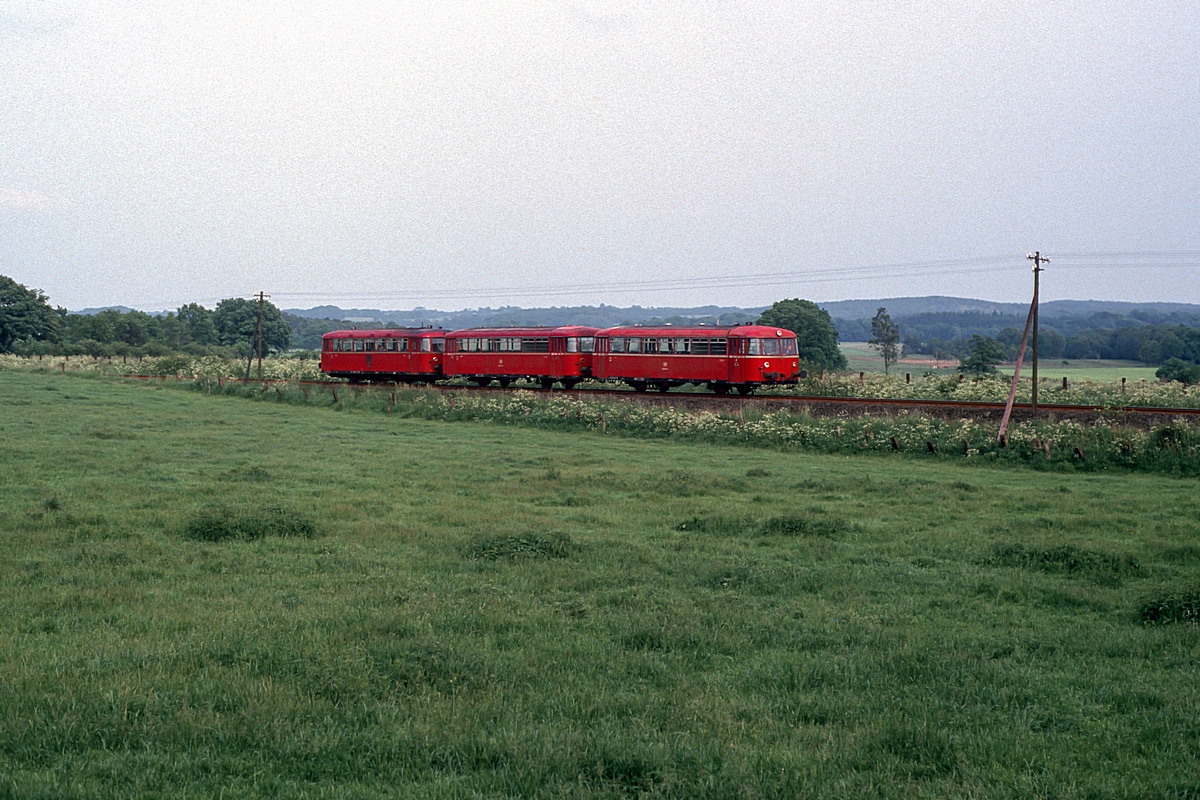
<box><xmin>75</xmin><ymin>306</ymin><xmax>138</xmax><ymax>315</ymax></box>
<box><xmin>283</xmin><ymin>304</ymin><xmax>765</xmax><ymax>330</ymax></box>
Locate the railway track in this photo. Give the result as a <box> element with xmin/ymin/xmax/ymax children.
<box><xmin>117</xmin><ymin>373</ymin><xmax>1200</xmax><ymax>422</ymax></box>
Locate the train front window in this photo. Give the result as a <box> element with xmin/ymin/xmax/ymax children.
<box><xmin>579</xmin><ymin>337</ymin><xmax>594</xmax><ymax>353</ymax></box>
<box><xmin>432</xmin><ymin>339</ymin><xmax>445</xmax><ymax>353</ymax></box>
<box><xmin>781</xmin><ymin>338</ymin><xmax>798</xmax><ymax>355</ymax></box>
<box><xmin>760</xmin><ymin>339</ymin><xmax>780</xmax><ymax>356</ymax></box>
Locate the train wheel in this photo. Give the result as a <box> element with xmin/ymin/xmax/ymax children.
<box><xmin>631</xmin><ymin>381</ymin><xmax>648</xmax><ymax>392</ymax></box>
<box><xmin>711</xmin><ymin>383</ymin><xmax>730</xmax><ymax>395</ymax></box>
<box><xmin>540</xmin><ymin>379</ymin><xmax>555</xmax><ymax>390</ymax></box>
<box><xmin>736</xmin><ymin>384</ymin><xmax>754</xmax><ymax>395</ymax></box>
<box><xmin>498</xmin><ymin>378</ymin><xmax>512</xmax><ymax>388</ymax></box>
<box><xmin>561</xmin><ymin>379</ymin><xmax>579</xmax><ymax>390</ymax></box>
<box><xmin>473</xmin><ymin>377</ymin><xmax>492</xmax><ymax>387</ymax></box>
<box><xmin>654</xmin><ymin>383</ymin><xmax>670</xmax><ymax>392</ymax></box>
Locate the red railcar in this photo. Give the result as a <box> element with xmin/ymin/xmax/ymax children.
<box><xmin>593</xmin><ymin>324</ymin><xmax>801</xmax><ymax>393</ymax></box>
<box><xmin>442</xmin><ymin>326</ymin><xmax>598</xmax><ymax>388</ymax></box>
<box><xmin>320</xmin><ymin>329</ymin><xmax>447</xmax><ymax>383</ymax></box>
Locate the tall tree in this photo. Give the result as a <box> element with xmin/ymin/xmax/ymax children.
<box><xmin>176</xmin><ymin>303</ymin><xmax>217</xmax><ymax>346</ymax></box>
<box><xmin>213</xmin><ymin>297</ymin><xmax>291</xmax><ymax>352</ymax></box>
<box><xmin>868</xmin><ymin>307</ymin><xmax>900</xmax><ymax>374</ymax></box>
<box><xmin>757</xmin><ymin>298</ymin><xmax>847</xmax><ymax>370</ymax></box>
<box><xmin>0</xmin><ymin>275</ymin><xmax>59</xmax><ymax>352</ymax></box>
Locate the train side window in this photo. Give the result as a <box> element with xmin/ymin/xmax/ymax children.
<box><xmin>352</xmin><ymin>339</ymin><xmax>363</xmax><ymax>352</ymax></box>
<box><xmin>535</xmin><ymin>338</ymin><xmax>549</xmax><ymax>353</ymax></box>
<box><xmin>455</xmin><ymin>339</ymin><xmax>466</xmax><ymax>352</ymax></box>
<box><xmin>658</xmin><ymin>338</ymin><xmax>672</xmax><ymax>353</ymax></box>
<box><xmin>332</xmin><ymin>339</ymin><xmax>340</xmax><ymax>352</ymax></box>
<box><xmin>710</xmin><ymin>338</ymin><xmax>727</xmax><ymax>355</ymax></box>
<box><xmin>674</xmin><ymin>338</ymin><xmax>690</xmax><ymax>354</ymax></box>
<box><xmin>580</xmin><ymin>337</ymin><xmax>594</xmax><ymax>353</ymax></box>
<box><xmin>692</xmin><ymin>339</ymin><xmax>708</xmax><ymax>355</ymax></box>
<box><xmin>365</xmin><ymin>339</ymin><xmax>375</xmax><ymax>352</ymax></box>
<box><xmin>748</xmin><ymin>339</ymin><xmax>761</xmax><ymax>355</ymax></box>
<box><xmin>384</xmin><ymin>339</ymin><xmax>393</xmax><ymax>352</ymax></box>
<box><xmin>520</xmin><ymin>338</ymin><xmax>536</xmax><ymax>353</ymax></box>
<box><xmin>399</xmin><ymin>338</ymin><xmax>409</xmax><ymax>352</ymax></box>
<box><xmin>420</xmin><ymin>338</ymin><xmax>431</xmax><ymax>352</ymax></box>
<box><xmin>626</xmin><ymin>338</ymin><xmax>640</xmax><ymax>353</ymax></box>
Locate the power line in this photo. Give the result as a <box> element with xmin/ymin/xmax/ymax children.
<box><xmin>118</xmin><ymin>251</ymin><xmax>1200</xmax><ymax>309</ymax></box>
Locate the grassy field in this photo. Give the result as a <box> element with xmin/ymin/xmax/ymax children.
<box><xmin>839</xmin><ymin>342</ymin><xmax>1161</xmax><ymax>383</ymax></box>
<box><xmin>2</xmin><ymin>371</ymin><xmax>1199</xmax><ymax>798</ymax></box>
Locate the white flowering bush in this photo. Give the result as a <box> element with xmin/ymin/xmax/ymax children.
<box><xmin>765</xmin><ymin>371</ymin><xmax>1200</xmax><ymax>409</ymax></box>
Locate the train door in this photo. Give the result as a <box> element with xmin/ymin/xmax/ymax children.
<box><xmin>550</xmin><ymin>336</ymin><xmax>565</xmax><ymax>377</ymax></box>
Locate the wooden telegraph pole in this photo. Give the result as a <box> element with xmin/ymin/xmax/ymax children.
<box><xmin>255</xmin><ymin>291</ymin><xmax>268</xmax><ymax>381</ymax></box>
<box><xmin>1026</xmin><ymin>252</ymin><xmax>1049</xmax><ymax>411</ymax></box>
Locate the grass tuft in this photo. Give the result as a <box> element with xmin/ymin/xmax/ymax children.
<box><xmin>983</xmin><ymin>542</ymin><xmax>1141</xmax><ymax>581</ymax></box>
<box><xmin>759</xmin><ymin>513</ymin><xmax>846</xmax><ymax>538</ymax></box>
<box><xmin>182</xmin><ymin>505</ymin><xmax>317</xmax><ymax>542</ymax></box>
<box><xmin>466</xmin><ymin>532</ymin><xmax>574</xmax><ymax>560</ymax></box>
<box><xmin>865</xmin><ymin>723</ymin><xmax>958</xmax><ymax>779</ymax></box>
<box><xmin>1138</xmin><ymin>588</ymin><xmax>1200</xmax><ymax>625</ymax></box>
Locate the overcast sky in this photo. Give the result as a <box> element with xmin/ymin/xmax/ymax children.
<box><xmin>1</xmin><ymin>1</ymin><xmax>1197</xmax><ymax>311</ymax></box>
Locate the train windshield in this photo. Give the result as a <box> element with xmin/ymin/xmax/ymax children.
<box><xmin>566</xmin><ymin>337</ymin><xmax>595</xmax><ymax>353</ymax></box>
<box><xmin>781</xmin><ymin>338</ymin><xmax>798</xmax><ymax>355</ymax></box>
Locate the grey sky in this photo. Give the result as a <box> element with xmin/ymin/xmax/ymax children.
<box><xmin>1</xmin><ymin>1</ymin><xmax>1197</xmax><ymax>311</ymax></box>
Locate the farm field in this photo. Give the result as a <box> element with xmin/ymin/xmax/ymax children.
<box><xmin>2</xmin><ymin>371</ymin><xmax>1199</xmax><ymax>798</ymax></box>
<box><xmin>840</xmin><ymin>342</ymin><xmax>1161</xmax><ymax>383</ymax></box>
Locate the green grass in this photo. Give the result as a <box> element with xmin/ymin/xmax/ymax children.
<box><xmin>840</xmin><ymin>342</ymin><xmax>1161</xmax><ymax>383</ymax></box>
<box><xmin>2</xmin><ymin>371</ymin><xmax>1200</xmax><ymax>798</ymax></box>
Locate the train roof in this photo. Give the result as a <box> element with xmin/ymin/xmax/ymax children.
<box><xmin>597</xmin><ymin>324</ymin><xmax>795</xmax><ymax>338</ymax></box>
<box><xmin>322</xmin><ymin>328</ymin><xmax>445</xmax><ymax>339</ymax></box>
<box><xmin>444</xmin><ymin>325</ymin><xmax>599</xmax><ymax>337</ymax></box>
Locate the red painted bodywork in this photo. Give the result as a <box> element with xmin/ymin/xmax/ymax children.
<box><xmin>320</xmin><ymin>329</ymin><xmax>447</xmax><ymax>382</ymax></box>
<box><xmin>593</xmin><ymin>325</ymin><xmax>801</xmax><ymax>391</ymax></box>
<box><xmin>443</xmin><ymin>326</ymin><xmax>599</xmax><ymax>386</ymax></box>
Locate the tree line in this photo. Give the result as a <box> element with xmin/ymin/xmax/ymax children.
<box><xmin>1</xmin><ymin>275</ymin><xmax>293</xmax><ymax>357</ymax></box>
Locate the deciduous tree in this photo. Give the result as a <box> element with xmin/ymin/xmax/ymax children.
<box><xmin>213</xmin><ymin>297</ymin><xmax>291</xmax><ymax>353</ymax></box>
<box><xmin>757</xmin><ymin>298</ymin><xmax>847</xmax><ymax>370</ymax></box>
<box><xmin>868</xmin><ymin>307</ymin><xmax>900</xmax><ymax>374</ymax></box>
<box><xmin>959</xmin><ymin>334</ymin><xmax>1007</xmax><ymax>375</ymax></box>
<box><xmin>0</xmin><ymin>275</ymin><xmax>59</xmax><ymax>352</ymax></box>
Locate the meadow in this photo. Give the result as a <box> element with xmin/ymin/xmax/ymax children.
<box><xmin>2</xmin><ymin>370</ymin><xmax>1199</xmax><ymax>798</ymax></box>
<box><xmin>839</xmin><ymin>342</ymin><xmax>1162</xmax><ymax>383</ymax></box>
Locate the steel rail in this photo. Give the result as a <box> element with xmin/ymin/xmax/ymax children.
<box><xmin>113</xmin><ymin>373</ymin><xmax>1200</xmax><ymax>417</ymax></box>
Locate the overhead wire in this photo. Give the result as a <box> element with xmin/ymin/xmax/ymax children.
<box><xmin>125</xmin><ymin>251</ymin><xmax>1200</xmax><ymax>309</ymax></box>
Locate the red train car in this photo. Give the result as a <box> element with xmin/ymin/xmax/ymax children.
<box><xmin>593</xmin><ymin>324</ymin><xmax>800</xmax><ymax>393</ymax></box>
<box><xmin>320</xmin><ymin>328</ymin><xmax>446</xmax><ymax>383</ymax></box>
<box><xmin>442</xmin><ymin>326</ymin><xmax>598</xmax><ymax>388</ymax></box>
